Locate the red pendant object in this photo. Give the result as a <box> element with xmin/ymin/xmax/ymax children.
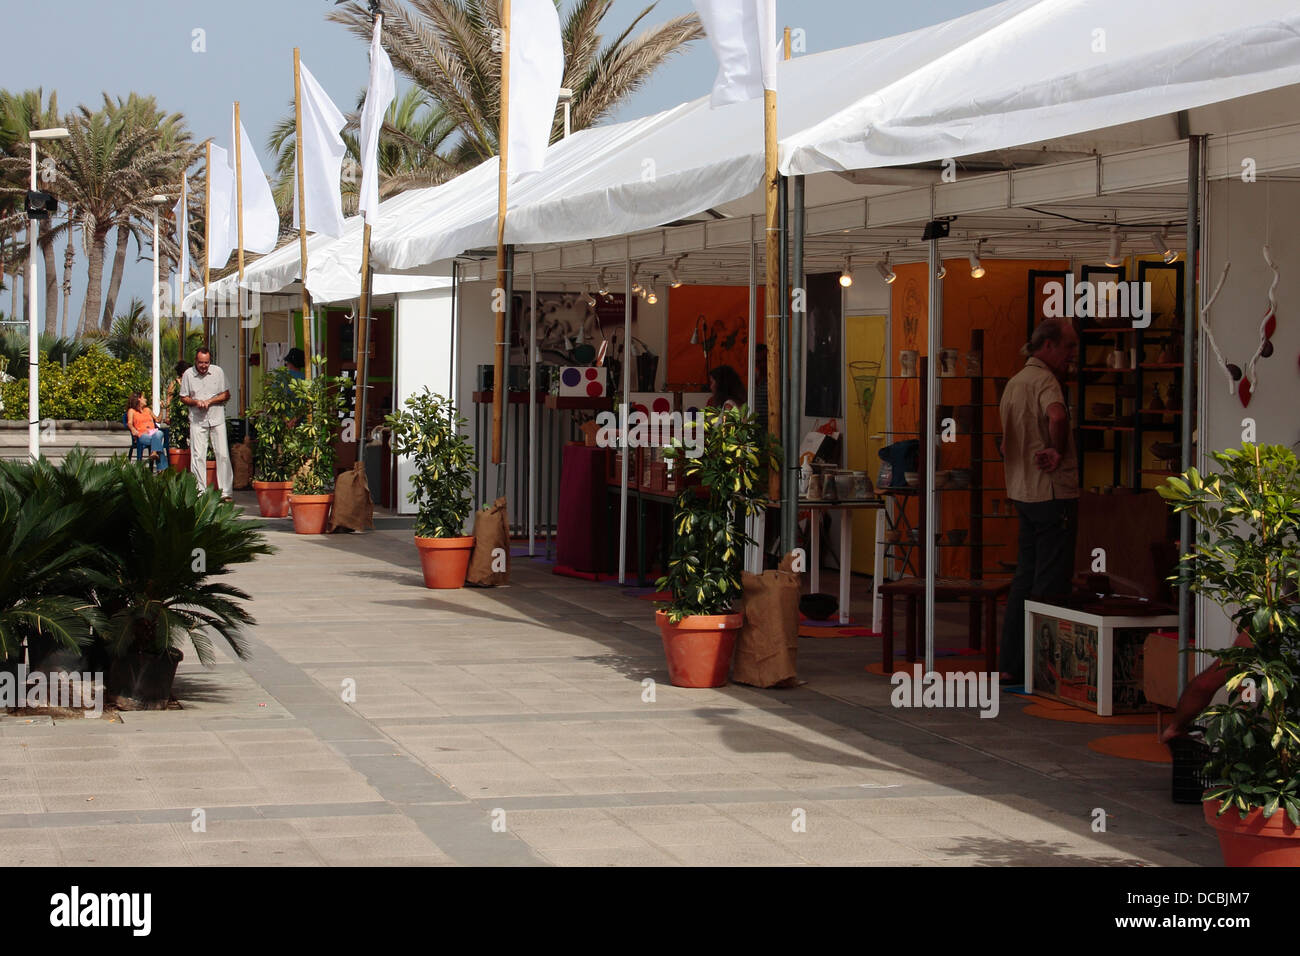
<box><xmin>1238</xmin><ymin>377</ymin><xmax>1254</xmax><ymax>408</ymax></box>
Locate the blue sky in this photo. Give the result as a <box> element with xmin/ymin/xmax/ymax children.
<box><xmin>1</xmin><ymin>0</ymin><xmax>997</xmax><ymax>330</ymax></box>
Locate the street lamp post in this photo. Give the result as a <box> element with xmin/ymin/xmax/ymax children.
<box><xmin>27</xmin><ymin>127</ymin><xmax>70</xmax><ymax>461</ymax></box>
<box><xmin>150</xmin><ymin>194</ymin><xmax>167</xmax><ymax>416</ymax></box>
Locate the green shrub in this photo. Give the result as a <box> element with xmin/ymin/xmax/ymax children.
<box><xmin>385</xmin><ymin>389</ymin><xmax>476</xmax><ymax>538</ymax></box>
<box><xmin>284</xmin><ymin>358</ymin><xmax>345</xmax><ymax>495</ymax></box>
<box><xmin>248</xmin><ymin>367</ymin><xmax>309</xmax><ymax>481</ymax></box>
<box><xmin>0</xmin><ymin>351</ymin><xmax>149</xmax><ymax>422</ymax></box>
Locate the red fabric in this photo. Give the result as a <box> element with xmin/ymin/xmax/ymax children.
<box><xmin>556</xmin><ymin>445</ymin><xmax>609</xmax><ymax>573</ymax></box>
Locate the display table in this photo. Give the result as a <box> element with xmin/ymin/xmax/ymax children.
<box><xmin>753</xmin><ymin>499</ymin><xmax>883</xmax><ymax>625</ymax></box>
<box><xmin>1023</xmin><ymin>599</ymin><xmax>1178</xmax><ymax>716</ymax></box>
<box><xmin>880</xmin><ymin>577</ymin><xmax>1011</xmax><ymax>674</ymax></box>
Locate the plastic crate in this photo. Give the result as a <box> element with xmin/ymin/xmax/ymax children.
<box><xmin>1169</xmin><ymin>732</ymin><xmax>1212</xmax><ymax>805</ymax></box>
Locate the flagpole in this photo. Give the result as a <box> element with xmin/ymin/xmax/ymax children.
<box><xmin>356</xmin><ymin>11</ymin><xmax>382</xmax><ymax>458</ymax></box>
<box><xmin>203</xmin><ymin>141</ymin><xmax>211</xmax><ymax>349</ymax></box>
<box><xmin>178</xmin><ymin>174</ymin><xmax>187</xmax><ymax>361</ymax></box>
<box><xmin>492</xmin><ymin>0</ymin><xmax>512</xmax><ymax>473</ymax></box>
<box><xmin>234</xmin><ymin>101</ymin><xmax>247</xmax><ymax>413</ymax></box>
<box><xmin>764</xmin><ymin>86</ymin><xmax>781</xmax><ymax>508</ymax></box>
<box><xmin>294</xmin><ymin>47</ymin><xmax>313</xmax><ymax>380</ymax></box>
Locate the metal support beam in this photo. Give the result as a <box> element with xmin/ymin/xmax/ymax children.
<box><xmin>496</xmin><ymin>243</ymin><xmax>514</xmax><ymax>499</ymax></box>
<box><xmin>784</xmin><ymin>176</ymin><xmax>804</xmax><ymax>556</ymax></box>
<box><xmin>924</xmin><ymin>236</ymin><xmax>941</xmax><ymax>674</ymax></box>
<box><xmin>1178</xmin><ymin>135</ymin><xmax>1204</xmax><ymax>697</ymax></box>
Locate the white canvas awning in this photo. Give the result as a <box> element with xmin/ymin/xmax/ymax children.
<box><xmin>368</xmin><ymin>0</ymin><xmax>1300</xmax><ymax>275</ymax></box>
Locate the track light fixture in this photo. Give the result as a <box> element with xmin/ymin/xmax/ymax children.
<box><xmin>936</xmin><ymin>262</ymin><xmax>947</xmax><ymax>279</ymax></box>
<box><xmin>839</xmin><ymin>256</ymin><xmax>854</xmax><ymax>288</ymax></box>
<box><xmin>669</xmin><ymin>256</ymin><xmax>684</xmax><ymax>288</ymax></box>
<box><xmin>597</xmin><ymin>268</ymin><xmax>609</xmax><ymax>296</ymax></box>
<box><xmin>969</xmin><ymin>243</ymin><xmax>986</xmax><ymax>279</ymax></box>
<box><xmin>1150</xmin><ymin>230</ymin><xmax>1177</xmax><ymax>264</ymax></box>
<box><xmin>875</xmin><ymin>259</ymin><xmax>896</xmax><ymax>284</ymax></box>
<box><xmin>1105</xmin><ymin>227</ymin><xmax>1124</xmax><ymax>268</ymax></box>
<box><xmin>585</xmin><ymin>288</ymin><xmax>597</xmax><ymax>308</ymax></box>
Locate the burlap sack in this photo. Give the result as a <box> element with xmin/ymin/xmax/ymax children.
<box><xmin>733</xmin><ymin>551</ymin><xmax>800</xmax><ymax>688</ymax></box>
<box><xmin>466</xmin><ymin>497</ymin><xmax>510</xmax><ymax>586</ymax></box>
<box><xmin>231</xmin><ymin>437</ymin><xmax>253</xmax><ymax>490</ymax></box>
<box><xmin>328</xmin><ymin>461</ymin><xmax>375</xmax><ymax>532</ymax></box>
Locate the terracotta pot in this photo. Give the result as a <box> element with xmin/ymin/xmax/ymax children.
<box><xmin>414</xmin><ymin>535</ymin><xmax>475</xmax><ymax>589</ymax></box>
<box><xmin>655</xmin><ymin>609</ymin><xmax>742</xmax><ymax>688</ymax></box>
<box><xmin>289</xmin><ymin>493</ymin><xmax>333</xmax><ymax>534</ymax></box>
<box><xmin>253</xmin><ymin>480</ymin><xmax>293</xmax><ymax>518</ymax></box>
<box><xmin>205</xmin><ymin>460</ymin><xmax>217</xmax><ymax>489</ymax></box>
<box><xmin>1204</xmin><ymin>799</ymin><xmax>1300</xmax><ymax>866</ymax></box>
<box><xmin>168</xmin><ymin>449</ymin><xmax>191</xmax><ymax>472</ymax></box>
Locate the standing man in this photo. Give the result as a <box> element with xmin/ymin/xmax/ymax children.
<box><xmin>180</xmin><ymin>346</ymin><xmax>234</xmax><ymax>502</ymax></box>
<box><xmin>998</xmin><ymin>318</ymin><xmax>1080</xmax><ymax>684</ymax></box>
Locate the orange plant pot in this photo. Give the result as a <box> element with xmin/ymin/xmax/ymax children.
<box><xmin>168</xmin><ymin>449</ymin><xmax>191</xmax><ymax>472</ymax></box>
<box><xmin>414</xmin><ymin>536</ymin><xmax>475</xmax><ymax>589</ymax></box>
<box><xmin>253</xmin><ymin>480</ymin><xmax>293</xmax><ymax>518</ymax></box>
<box><xmin>1204</xmin><ymin>799</ymin><xmax>1300</xmax><ymax>867</ymax></box>
<box><xmin>289</xmin><ymin>494</ymin><xmax>333</xmax><ymax>535</ymax></box>
<box><xmin>655</xmin><ymin>609</ymin><xmax>742</xmax><ymax>688</ymax></box>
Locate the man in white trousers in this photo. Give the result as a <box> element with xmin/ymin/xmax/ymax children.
<box><xmin>179</xmin><ymin>346</ymin><xmax>234</xmax><ymax>502</ymax></box>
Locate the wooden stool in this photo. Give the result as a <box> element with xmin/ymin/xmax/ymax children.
<box><xmin>879</xmin><ymin>577</ymin><xmax>1012</xmax><ymax>674</ymax></box>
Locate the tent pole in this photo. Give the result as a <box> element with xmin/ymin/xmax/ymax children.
<box><xmin>203</xmin><ymin>141</ymin><xmax>211</xmax><ymax>349</ymax></box>
<box><xmin>745</xmin><ymin>217</ymin><xmax>759</xmax><ymax>573</ymax></box>
<box><xmin>293</xmin><ymin>50</ymin><xmax>312</xmax><ymax>379</ymax></box>
<box><xmin>497</xmin><ymin>243</ymin><xmax>514</xmax><ymax>501</ymax></box>
<box><xmin>924</xmin><ymin>232</ymin><xmax>941</xmax><ymax>674</ymax></box>
<box><xmin>764</xmin><ymin>88</ymin><xmax>781</xmax><ymax>504</ymax></box>
<box><xmin>356</xmin><ymin>221</ymin><xmax>372</xmax><ymax>458</ymax></box>
<box><xmin>778</xmin><ymin>176</ymin><xmax>793</xmax><ymax>554</ymax></box>
<box><xmin>492</xmin><ymin>0</ymin><xmax>513</xmax><ymax>467</ymax></box>
<box><xmin>785</xmin><ymin>176</ymin><xmax>804</xmax><ymax>556</ymax></box>
<box><xmin>618</xmin><ymin>239</ymin><xmax>632</xmax><ymax>585</ymax></box>
<box><xmin>528</xmin><ymin>256</ymin><xmax>537</xmax><ymax>555</ymax></box>
<box><xmin>1178</xmin><ymin>135</ymin><xmax>1204</xmax><ymax>698</ymax></box>
<box><xmin>234</xmin><ymin>99</ymin><xmax>246</xmax><ymax>410</ymax></box>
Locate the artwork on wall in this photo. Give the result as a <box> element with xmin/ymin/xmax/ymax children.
<box><xmin>665</xmin><ymin>285</ymin><xmax>764</xmax><ymax>389</ymax></box>
<box><xmin>1027</xmin><ymin>269</ymin><xmax>1069</xmax><ymax>337</ymax></box>
<box><xmin>805</xmin><ymin>273</ymin><xmax>843</xmax><ymax>418</ymax></box>
<box><xmin>509</xmin><ymin>292</ymin><xmax>634</xmax><ymax>355</ymax></box>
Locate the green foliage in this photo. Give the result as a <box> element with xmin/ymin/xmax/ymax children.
<box><xmin>0</xmin><ymin>332</ymin><xmax>101</xmax><ymax>383</ymax></box>
<box><xmin>656</xmin><ymin>405</ymin><xmax>778</xmax><ymax>622</ymax></box>
<box><xmin>385</xmin><ymin>389</ymin><xmax>476</xmax><ymax>538</ymax></box>
<box><xmin>167</xmin><ymin>385</ymin><xmax>189</xmax><ymax>449</ymax></box>
<box><xmin>247</xmin><ymin>367</ymin><xmax>308</xmax><ymax>481</ymax></box>
<box><xmin>0</xmin><ymin>350</ymin><xmax>148</xmax><ymax>422</ymax></box>
<box><xmin>283</xmin><ymin>357</ymin><xmax>346</xmax><ymax>495</ymax></box>
<box><xmin>0</xmin><ymin>451</ymin><xmax>271</xmax><ymax>666</ymax></box>
<box><xmin>1158</xmin><ymin>444</ymin><xmax>1300</xmax><ymax>823</ymax></box>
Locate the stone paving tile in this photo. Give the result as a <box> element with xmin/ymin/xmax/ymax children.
<box><xmin>535</xmin><ymin>846</ymin><xmax>679</xmax><ymax>866</ymax></box>
<box><xmin>186</xmin><ymin>838</ymin><xmax>326</xmax><ymax>866</ymax></box>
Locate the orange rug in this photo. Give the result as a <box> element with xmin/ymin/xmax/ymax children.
<box><xmin>1087</xmin><ymin>733</ymin><xmax>1172</xmax><ymax>763</ymax></box>
<box><xmin>1023</xmin><ymin>701</ymin><xmax>1153</xmax><ymax>726</ymax></box>
<box><xmin>799</xmin><ymin>625</ymin><xmax>879</xmax><ymax>638</ymax></box>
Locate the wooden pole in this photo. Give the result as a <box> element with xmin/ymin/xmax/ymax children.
<box><xmin>233</xmin><ymin>102</ymin><xmax>245</xmax><ymax>413</ymax></box>
<box><xmin>203</xmin><ymin>141</ymin><xmax>211</xmax><ymax>348</ymax></box>
<box><xmin>294</xmin><ymin>48</ymin><xmax>312</xmax><ymax>380</ymax></box>
<box><xmin>356</xmin><ymin>220</ymin><xmax>372</xmax><ymax>456</ymax></box>
<box><xmin>178</xmin><ymin>174</ymin><xmax>187</xmax><ymax>360</ymax></box>
<box><xmin>764</xmin><ymin>85</ymin><xmax>780</xmax><ymax>502</ymax></box>
<box><xmin>492</xmin><ymin>0</ymin><xmax>512</xmax><ymax>465</ymax></box>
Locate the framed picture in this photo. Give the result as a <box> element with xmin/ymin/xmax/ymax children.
<box><xmin>1026</xmin><ymin>269</ymin><xmax>1069</xmax><ymax>339</ymax></box>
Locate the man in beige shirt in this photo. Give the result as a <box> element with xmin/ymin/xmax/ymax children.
<box><xmin>179</xmin><ymin>347</ymin><xmax>234</xmax><ymax>501</ymax></box>
<box><xmin>998</xmin><ymin>318</ymin><xmax>1079</xmax><ymax>683</ymax></box>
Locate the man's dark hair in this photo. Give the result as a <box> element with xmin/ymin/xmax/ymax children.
<box><xmin>285</xmin><ymin>347</ymin><xmax>305</xmax><ymax>369</ymax></box>
<box><xmin>195</xmin><ymin>346</ymin><xmax>212</xmax><ymax>360</ymax></box>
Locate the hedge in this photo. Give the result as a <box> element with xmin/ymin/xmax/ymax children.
<box><xmin>0</xmin><ymin>352</ymin><xmax>150</xmax><ymax>423</ymax></box>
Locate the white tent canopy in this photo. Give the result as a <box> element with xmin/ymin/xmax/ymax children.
<box><xmin>369</xmin><ymin>0</ymin><xmax>1300</xmax><ymax>275</ymax></box>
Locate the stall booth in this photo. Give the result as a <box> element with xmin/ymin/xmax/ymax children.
<box><xmin>360</xmin><ymin>0</ymin><xmax>1300</xmax><ymax>709</ymax></box>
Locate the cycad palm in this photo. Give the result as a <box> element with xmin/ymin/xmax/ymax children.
<box><xmin>327</xmin><ymin>0</ymin><xmax>703</xmax><ymax>166</ymax></box>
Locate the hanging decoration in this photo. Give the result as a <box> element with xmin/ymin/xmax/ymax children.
<box><xmin>1238</xmin><ymin>244</ymin><xmax>1280</xmax><ymax>408</ymax></box>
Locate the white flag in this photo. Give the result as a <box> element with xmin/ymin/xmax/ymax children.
<box><xmin>173</xmin><ymin>183</ymin><xmax>189</xmax><ymax>292</ymax></box>
<box><xmin>359</xmin><ymin>18</ymin><xmax>395</xmax><ymax>224</ymax></box>
<box><xmin>294</xmin><ymin>61</ymin><xmax>347</xmax><ymax>238</ymax></box>
<box><xmin>231</xmin><ymin>108</ymin><xmax>280</xmax><ymax>253</ymax></box>
<box><xmin>206</xmin><ymin>144</ymin><xmax>235</xmax><ymax>270</ymax></box>
<box><xmin>506</xmin><ymin>0</ymin><xmax>564</xmax><ymax>178</ymax></box>
<box><xmin>693</xmin><ymin>0</ymin><xmax>779</xmax><ymax>107</ymax></box>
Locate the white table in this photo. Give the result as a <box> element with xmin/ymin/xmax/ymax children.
<box><xmin>1024</xmin><ymin>600</ymin><xmax>1178</xmax><ymax>716</ymax></box>
<box><xmin>750</xmin><ymin>499</ymin><xmax>884</xmax><ymax>626</ymax></box>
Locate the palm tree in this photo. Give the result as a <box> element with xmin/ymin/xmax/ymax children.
<box><xmin>0</xmin><ymin>89</ymin><xmax>65</xmax><ymax>337</ymax></box>
<box><xmin>327</xmin><ymin>0</ymin><xmax>703</xmax><ymax>166</ymax></box>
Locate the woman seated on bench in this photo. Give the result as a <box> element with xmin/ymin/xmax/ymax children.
<box><xmin>127</xmin><ymin>392</ymin><xmax>167</xmax><ymax>472</ymax></box>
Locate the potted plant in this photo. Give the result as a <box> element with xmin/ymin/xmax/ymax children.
<box><xmin>385</xmin><ymin>389</ymin><xmax>477</xmax><ymax>588</ymax></box>
<box><xmin>247</xmin><ymin>366</ymin><xmax>306</xmax><ymax>517</ymax></box>
<box><xmin>1158</xmin><ymin>443</ymin><xmax>1300</xmax><ymax>866</ymax></box>
<box><xmin>166</xmin><ymin>386</ymin><xmax>191</xmax><ymax>472</ymax></box>
<box><xmin>95</xmin><ymin>466</ymin><xmax>273</xmax><ymax>707</ymax></box>
<box><xmin>284</xmin><ymin>360</ymin><xmax>345</xmax><ymax>534</ymax></box>
<box><xmin>655</xmin><ymin>405</ymin><xmax>776</xmax><ymax>687</ymax></box>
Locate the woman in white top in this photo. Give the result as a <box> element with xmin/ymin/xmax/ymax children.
<box><xmin>707</xmin><ymin>364</ymin><xmax>746</xmax><ymax>411</ymax></box>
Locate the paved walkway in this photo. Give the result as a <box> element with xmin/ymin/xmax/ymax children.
<box><xmin>0</xmin><ymin>496</ymin><xmax>1218</xmax><ymax>866</ymax></box>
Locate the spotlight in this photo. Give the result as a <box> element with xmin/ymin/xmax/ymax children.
<box><xmin>1150</xmin><ymin>231</ymin><xmax>1177</xmax><ymax>264</ymax></box>
<box><xmin>585</xmin><ymin>288</ymin><xmax>596</xmax><ymax>308</ymax></box>
<box><xmin>597</xmin><ymin>269</ymin><xmax>609</xmax><ymax>296</ymax></box>
<box><xmin>875</xmin><ymin>259</ymin><xmax>896</xmax><ymax>284</ymax></box>
<box><xmin>936</xmin><ymin>262</ymin><xmax>947</xmax><ymax>279</ymax></box>
<box><xmin>1105</xmin><ymin>227</ymin><xmax>1123</xmax><ymax>268</ymax></box>
<box><xmin>669</xmin><ymin>257</ymin><xmax>684</xmax><ymax>288</ymax></box>
<box><xmin>839</xmin><ymin>256</ymin><xmax>853</xmax><ymax>288</ymax></box>
<box><xmin>646</xmin><ymin>290</ymin><xmax>658</xmax><ymax>305</ymax></box>
<box><xmin>969</xmin><ymin>245</ymin><xmax>985</xmax><ymax>279</ymax></box>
